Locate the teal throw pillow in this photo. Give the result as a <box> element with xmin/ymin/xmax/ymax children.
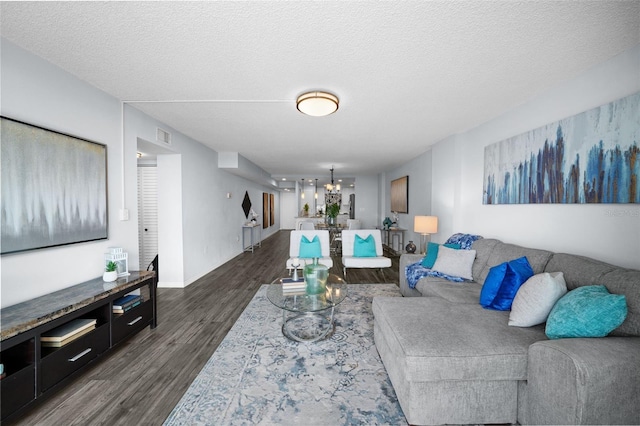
<box><xmin>545</xmin><ymin>285</ymin><xmax>627</xmax><ymax>339</ymax></box>
<box><xmin>354</xmin><ymin>234</ymin><xmax>377</xmax><ymax>257</ymax></box>
<box><xmin>479</xmin><ymin>256</ymin><xmax>534</xmax><ymax>311</ymax></box>
<box><xmin>421</xmin><ymin>242</ymin><xmax>461</xmax><ymax>268</ymax></box>
<box><xmin>299</xmin><ymin>235</ymin><xmax>322</xmax><ymax>258</ymax></box>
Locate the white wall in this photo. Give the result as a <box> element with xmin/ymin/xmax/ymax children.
<box><xmin>384</xmin><ymin>150</ymin><xmax>433</xmax><ymax>244</ymax></box>
<box><xmin>353</xmin><ymin>175</ymin><xmax>380</xmax><ymax>228</ymax></box>
<box><xmin>431</xmin><ymin>45</ymin><xmax>640</xmax><ymax>269</ymax></box>
<box><xmin>280</xmin><ymin>191</ymin><xmax>297</xmax><ymax>229</ymax></box>
<box><xmin>0</xmin><ymin>38</ymin><xmax>137</xmax><ymax>307</ymax></box>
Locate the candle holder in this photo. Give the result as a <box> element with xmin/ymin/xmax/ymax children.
<box><xmin>291</xmin><ymin>258</ymin><xmax>301</xmax><ymax>281</ymax></box>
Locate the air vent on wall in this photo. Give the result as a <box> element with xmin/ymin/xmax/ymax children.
<box><xmin>156</xmin><ymin>128</ymin><xmax>171</xmax><ymax>145</ymax></box>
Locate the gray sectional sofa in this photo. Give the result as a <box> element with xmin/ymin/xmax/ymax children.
<box><xmin>372</xmin><ymin>238</ymin><xmax>640</xmax><ymax>425</ymax></box>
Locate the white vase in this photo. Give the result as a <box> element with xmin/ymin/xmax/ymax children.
<box><xmin>103</xmin><ymin>270</ymin><xmax>118</xmax><ymax>282</ymax></box>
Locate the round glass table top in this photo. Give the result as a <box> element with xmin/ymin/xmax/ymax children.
<box><xmin>267</xmin><ymin>274</ymin><xmax>347</xmax><ymax>313</ymax></box>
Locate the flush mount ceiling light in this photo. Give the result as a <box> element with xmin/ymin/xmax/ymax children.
<box><xmin>296</xmin><ymin>91</ymin><xmax>339</xmax><ymax>117</ymax></box>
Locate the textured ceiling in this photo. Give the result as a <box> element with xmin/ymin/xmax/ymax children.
<box><xmin>1</xmin><ymin>1</ymin><xmax>638</xmax><ymax>182</ymax></box>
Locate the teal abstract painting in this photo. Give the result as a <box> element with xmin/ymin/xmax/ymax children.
<box><xmin>484</xmin><ymin>92</ymin><xmax>639</xmax><ymax>204</ymax></box>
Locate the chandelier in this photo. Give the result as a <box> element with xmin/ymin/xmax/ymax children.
<box><xmin>325</xmin><ymin>166</ymin><xmax>342</xmax><ymax>207</ymax></box>
<box><xmin>326</xmin><ymin>166</ymin><xmax>341</xmax><ymax>193</ymax></box>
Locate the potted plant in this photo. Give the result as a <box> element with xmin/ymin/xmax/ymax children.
<box><xmin>303</xmin><ymin>203</ymin><xmax>310</xmax><ymax>217</ymax></box>
<box><xmin>327</xmin><ymin>203</ymin><xmax>340</xmax><ymax>226</ymax></box>
<box><xmin>103</xmin><ymin>261</ymin><xmax>118</xmax><ymax>282</ymax></box>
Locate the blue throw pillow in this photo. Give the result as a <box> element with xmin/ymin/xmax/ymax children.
<box><xmin>546</xmin><ymin>285</ymin><xmax>627</xmax><ymax>339</ymax></box>
<box><xmin>354</xmin><ymin>234</ymin><xmax>377</xmax><ymax>257</ymax></box>
<box><xmin>479</xmin><ymin>262</ymin><xmax>508</xmax><ymax>307</ymax></box>
<box><xmin>299</xmin><ymin>235</ymin><xmax>322</xmax><ymax>258</ymax></box>
<box><xmin>479</xmin><ymin>256</ymin><xmax>534</xmax><ymax>311</ymax></box>
<box><xmin>421</xmin><ymin>242</ymin><xmax>461</xmax><ymax>268</ymax></box>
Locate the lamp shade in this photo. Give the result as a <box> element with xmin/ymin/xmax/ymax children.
<box><xmin>297</xmin><ymin>91</ymin><xmax>339</xmax><ymax>117</ymax></box>
<box><xmin>414</xmin><ymin>216</ymin><xmax>438</xmax><ymax>234</ymax></box>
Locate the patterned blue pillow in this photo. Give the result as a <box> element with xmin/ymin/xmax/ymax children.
<box><xmin>299</xmin><ymin>235</ymin><xmax>322</xmax><ymax>258</ymax></box>
<box><xmin>546</xmin><ymin>285</ymin><xmax>627</xmax><ymax>339</ymax></box>
<box><xmin>354</xmin><ymin>234</ymin><xmax>377</xmax><ymax>257</ymax></box>
<box><xmin>479</xmin><ymin>256</ymin><xmax>534</xmax><ymax>311</ymax></box>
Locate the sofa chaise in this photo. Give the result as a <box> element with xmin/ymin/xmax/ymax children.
<box><xmin>373</xmin><ymin>237</ymin><xmax>640</xmax><ymax>425</ymax></box>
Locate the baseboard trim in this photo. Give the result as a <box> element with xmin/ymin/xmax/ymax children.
<box><xmin>158</xmin><ymin>281</ymin><xmax>186</xmax><ymax>288</ymax></box>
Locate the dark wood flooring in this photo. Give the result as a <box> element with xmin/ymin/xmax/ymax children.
<box><xmin>10</xmin><ymin>230</ymin><xmax>400</xmax><ymax>425</ymax></box>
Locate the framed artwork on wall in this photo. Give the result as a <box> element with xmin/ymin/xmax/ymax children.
<box><xmin>263</xmin><ymin>192</ymin><xmax>269</xmax><ymax>229</ymax></box>
<box><xmin>483</xmin><ymin>92</ymin><xmax>640</xmax><ymax>204</ymax></box>
<box><xmin>269</xmin><ymin>193</ymin><xmax>275</xmax><ymax>226</ymax></box>
<box><xmin>1</xmin><ymin>116</ymin><xmax>108</xmax><ymax>254</ymax></box>
<box><xmin>391</xmin><ymin>176</ymin><xmax>409</xmax><ymax>213</ymax></box>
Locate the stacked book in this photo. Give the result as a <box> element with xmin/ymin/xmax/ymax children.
<box><xmin>282</xmin><ymin>278</ymin><xmax>306</xmax><ymax>295</ymax></box>
<box><xmin>112</xmin><ymin>294</ymin><xmax>143</xmax><ymax>314</ymax></box>
<box><xmin>41</xmin><ymin>318</ymin><xmax>97</xmax><ymax>348</ymax></box>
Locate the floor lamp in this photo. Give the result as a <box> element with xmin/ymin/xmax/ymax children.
<box><xmin>414</xmin><ymin>216</ymin><xmax>438</xmax><ymax>254</ymax></box>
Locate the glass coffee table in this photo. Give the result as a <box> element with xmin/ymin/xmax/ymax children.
<box><xmin>267</xmin><ymin>274</ymin><xmax>347</xmax><ymax>342</ymax></box>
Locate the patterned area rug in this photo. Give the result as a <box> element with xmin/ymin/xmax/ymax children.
<box><xmin>164</xmin><ymin>283</ymin><xmax>407</xmax><ymax>426</ymax></box>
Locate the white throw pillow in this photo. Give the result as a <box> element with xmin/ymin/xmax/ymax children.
<box><xmin>509</xmin><ymin>272</ymin><xmax>567</xmax><ymax>327</ymax></box>
<box><xmin>431</xmin><ymin>246</ymin><xmax>476</xmax><ymax>280</ymax></box>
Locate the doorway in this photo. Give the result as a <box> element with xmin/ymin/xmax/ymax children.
<box><xmin>137</xmin><ymin>165</ymin><xmax>158</xmax><ymax>271</ymax></box>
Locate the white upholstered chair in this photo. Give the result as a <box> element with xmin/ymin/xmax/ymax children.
<box><xmin>341</xmin><ymin>229</ymin><xmax>391</xmax><ymax>279</ymax></box>
<box><xmin>286</xmin><ymin>230</ymin><xmax>333</xmax><ymax>272</ymax></box>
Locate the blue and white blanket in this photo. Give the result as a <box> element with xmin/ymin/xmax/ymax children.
<box><xmin>405</xmin><ymin>233</ymin><xmax>483</xmax><ymax>289</ymax></box>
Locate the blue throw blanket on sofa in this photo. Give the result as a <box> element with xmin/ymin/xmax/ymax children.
<box><xmin>406</xmin><ymin>233</ymin><xmax>483</xmax><ymax>289</ymax></box>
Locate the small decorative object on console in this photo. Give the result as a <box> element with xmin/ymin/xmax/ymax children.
<box><xmin>104</xmin><ymin>247</ymin><xmax>129</xmax><ymax>277</ymax></box>
<box><xmin>405</xmin><ymin>241</ymin><xmax>416</xmax><ymax>253</ymax></box>
<box><xmin>103</xmin><ymin>261</ymin><xmax>118</xmax><ymax>282</ymax></box>
<box><xmin>383</xmin><ymin>217</ymin><xmax>393</xmax><ymax>229</ymax></box>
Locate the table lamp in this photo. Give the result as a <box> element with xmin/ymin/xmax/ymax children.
<box><xmin>414</xmin><ymin>216</ymin><xmax>438</xmax><ymax>254</ymax></box>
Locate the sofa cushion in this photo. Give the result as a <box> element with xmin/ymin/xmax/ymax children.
<box><xmin>372</xmin><ymin>297</ymin><xmax>547</xmax><ymax>382</ymax></box>
<box><xmin>479</xmin><ymin>243</ymin><xmax>552</xmax><ymax>285</ymax></box>
<box><xmin>600</xmin><ymin>269</ymin><xmax>640</xmax><ymax>337</ymax></box>
<box><xmin>417</xmin><ymin>279</ymin><xmax>482</xmax><ymax>304</ymax></box>
<box><xmin>431</xmin><ymin>246</ymin><xmax>476</xmax><ymax>280</ymax></box>
<box><xmin>470</xmin><ymin>238</ymin><xmax>500</xmax><ymax>284</ymax></box>
<box><xmin>546</xmin><ymin>285</ymin><xmax>627</xmax><ymax>339</ymax></box>
<box><xmin>509</xmin><ymin>272</ymin><xmax>567</xmax><ymax>327</ymax></box>
<box><xmin>544</xmin><ymin>253</ymin><xmax>615</xmax><ymax>289</ymax></box>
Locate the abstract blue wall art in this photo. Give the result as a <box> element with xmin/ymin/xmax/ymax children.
<box><xmin>483</xmin><ymin>92</ymin><xmax>639</xmax><ymax>204</ymax></box>
<box><xmin>1</xmin><ymin>117</ymin><xmax>108</xmax><ymax>254</ymax></box>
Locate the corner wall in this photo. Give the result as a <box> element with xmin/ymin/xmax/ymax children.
<box><xmin>432</xmin><ymin>45</ymin><xmax>640</xmax><ymax>269</ymax></box>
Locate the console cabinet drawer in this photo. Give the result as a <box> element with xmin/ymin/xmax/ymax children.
<box><xmin>40</xmin><ymin>324</ymin><xmax>109</xmax><ymax>392</ymax></box>
<box><xmin>1</xmin><ymin>365</ymin><xmax>35</xmax><ymax>418</ymax></box>
<box><xmin>112</xmin><ymin>301</ymin><xmax>153</xmax><ymax>345</ymax></box>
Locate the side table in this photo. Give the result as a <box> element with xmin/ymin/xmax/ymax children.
<box><xmin>242</xmin><ymin>224</ymin><xmax>262</xmax><ymax>253</ymax></box>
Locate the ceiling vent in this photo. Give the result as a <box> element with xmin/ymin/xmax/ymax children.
<box><xmin>156</xmin><ymin>128</ymin><xmax>171</xmax><ymax>145</ymax></box>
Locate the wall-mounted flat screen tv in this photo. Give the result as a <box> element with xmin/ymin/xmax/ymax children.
<box><xmin>1</xmin><ymin>117</ymin><xmax>108</xmax><ymax>254</ymax></box>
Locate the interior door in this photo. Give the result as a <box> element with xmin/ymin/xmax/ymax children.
<box><xmin>137</xmin><ymin>166</ymin><xmax>158</xmax><ymax>270</ymax></box>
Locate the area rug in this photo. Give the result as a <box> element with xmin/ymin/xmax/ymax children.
<box><xmin>163</xmin><ymin>283</ymin><xmax>407</xmax><ymax>426</ymax></box>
